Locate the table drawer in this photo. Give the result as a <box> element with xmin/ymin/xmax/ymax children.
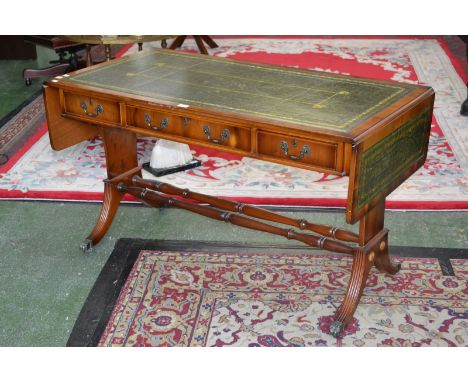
<box><xmin>127</xmin><ymin>107</ymin><xmax>182</xmax><ymax>134</ymax></box>
<box><xmin>181</xmin><ymin>118</ymin><xmax>251</xmax><ymax>152</ymax></box>
<box><xmin>63</xmin><ymin>92</ymin><xmax>120</xmax><ymax>124</ymax></box>
<box><xmin>257</xmin><ymin>131</ymin><xmax>338</xmax><ymax>171</ymax></box>
<box><xmin>127</xmin><ymin>107</ymin><xmax>251</xmax><ymax>153</ymax></box>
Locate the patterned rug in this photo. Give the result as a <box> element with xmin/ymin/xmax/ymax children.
<box><xmin>1</xmin><ymin>37</ymin><xmax>468</xmax><ymax>208</ymax></box>
<box><xmin>68</xmin><ymin>240</ymin><xmax>468</xmax><ymax>347</ymax></box>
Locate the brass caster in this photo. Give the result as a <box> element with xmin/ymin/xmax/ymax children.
<box><xmin>395</xmin><ymin>263</ymin><xmax>402</xmax><ymax>273</ymax></box>
<box><xmin>329</xmin><ymin>320</ymin><xmax>344</xmax><ymax>338</ymax></box>
<box><xmin>80</xmin><ymin>239</ymin><xmax>93</xmax><ymax>253</ymax></box>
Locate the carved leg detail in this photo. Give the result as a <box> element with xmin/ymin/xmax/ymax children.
<box><xmin>81</xmin><ymin>127</ymin><xmax>138</xmax><ymax>252</ymax></box>
<box><xmin>81</xmin><ymin>183</ymin><xmax>124</xmax><ymax>252</ymax></box>
<box><xmin>331</xmin><ymin>249</ymin><xmax>373</xmax><ymax>337</ymax></box>
<box><xmin>371</xmin><ymin>233</ymin><xmax>401</xmax><ymax>275</ymax></box>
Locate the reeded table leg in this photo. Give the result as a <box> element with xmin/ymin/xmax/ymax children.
<box><xmin>330</xmin><ymin>248</ymin><xmax>373</xmax><ymax>337</ymax></box>
<box><xmin>330</xmin><ymin>200</ymin><xmax>401</xmax><ymax>337</ymax></box>
<box><xmin>81</xmin><ymin>183</ymin><xmax>124</xmax><ymax>252</ymax></box>
<box><xmin>81</xmin><ymin>127</ymin><xmax>139</xmax><ymax>252</ymax></box>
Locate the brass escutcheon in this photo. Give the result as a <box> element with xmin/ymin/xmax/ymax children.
<box><xmin>280</xmin><ymin>140</ymin><xmax>311</xmax><ymax>161</ymax></box>
<box><xmin>368</xmin><ymin>251</ymin><xmax>375</xmax><ymax>262</ymax></box>
<box><xmin>80</xmin><ymin>99</ymin><xmax>103</xmax><ymax>118</ymax></box>
<box><xmin>144</xmin><ymin>113</ymin><xmax>168</xmax><ymax>130</ymax></box>
<box><xmin>203</xmin><ymin>125</ymin><xmax>230</xmax><ymax>144</ymax></box>
<box><xmin>380</xmin><ymin>241</ymin><xmax>386</xmax><ymax>251</ymax></box>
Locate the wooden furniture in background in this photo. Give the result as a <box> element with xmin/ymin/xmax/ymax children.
<box><xmin>169</xmin><ymin>35</ymin><xmax>218</xmax><ymax>54</ymax></box>
<box><xmin>0</xmin><ymin>35</ymin><xmax>37</xmax><ymax>59</ymax></box>
<box><xmin>43</xmin><ymin>49</ymin><xmax>434</xmax><ymax>337</ymax></box>
<box><xmin>22</xmin><ymin>36</ymin><xmax>89</xmax><ymax>86</ymax></box>
<box><xmin>64</xmin><ymin>35</ymin><xmax>177</xmax><ymax>65</ymax></box>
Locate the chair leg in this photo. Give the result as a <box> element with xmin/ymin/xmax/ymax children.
<box><xmin>85</xmin><ymin>45</ymin><xmax>93</xmax><ymax>67</ymax></box>
<box><xmin>69</xmin><ymin>52</ymin><xmax>79</xmax><ymax>70</ymax></box>
<box><xmin>22</xmin><ymin>63</ymin><xmax>70</xmax><ymax>86</ymax></box>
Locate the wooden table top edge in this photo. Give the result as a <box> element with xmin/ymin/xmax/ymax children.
<box><xmin>44</xmin><ymin>48</ymin><xmax>432</xmax><ymax>144</ymax></box>
<box><xmin>44</xmin><ymin>76</ymin><xmax>433</xmax><ymax>146</ymax></box>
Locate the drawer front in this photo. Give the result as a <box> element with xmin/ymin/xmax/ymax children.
<box><xmin>127</xmin><ymin>108</ymin><xmax>252</xmax><ymax>153</ymax></box>
<box><xmin>181</xmin><ymin>117</ymin><xmax>251</xmax><ymax>152</ymax></box>
<box><xmin>63</xmin><ymin>92</ymin><xmax>120</xmax><ymax>124</ymax></box>
<box><xmin>127</xmin><ymin>107</ymin><xmax>182</xmax><ymax>135</ymax></box>
<box><xmin>257</xmin><ymin>131</ymin><xmax>338</xmax><ymax>171</ymax></box>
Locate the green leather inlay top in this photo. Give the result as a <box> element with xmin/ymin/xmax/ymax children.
<box><xmin>357</xmin><ymin>108</ymin><xmax>431</xmax><ymax>209</ymax></box>
<box><xmin>64</xmin><ymin>50</ymin><xmax>416</xmax><ymax>131</ymax></box>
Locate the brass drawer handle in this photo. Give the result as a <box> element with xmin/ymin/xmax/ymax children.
<box><xmin>80</xmin><ymin>99</ymin><xmax>104</xmax><ymax>118</ymax></box>
<box><xmin>280</xmin><ymin>140</ymin><xmax>310</xmax><ymax>161</ymax></box>
<box><xmin>144</xmin><ymin>113</ymin><xmax>169</xmax><ymax>130</ymax></box>
<box><xmin>203</xmin><ymin>125</ymin><xmax>230</xmax><ymax>144</ymax></box>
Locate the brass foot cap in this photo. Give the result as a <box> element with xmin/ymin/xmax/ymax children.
<box><xmin>80</xmin><ymin>239</ymin><xmax>93</xmax><ymax>253</ymax></box>
<box><xmin>329</xmin><ymin>321</ymin><xmax>344</xmax><ymax>338</ymax></box>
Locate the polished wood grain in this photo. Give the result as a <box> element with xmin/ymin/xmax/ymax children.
<box><xmin>330</xmin><ymin>199</ymin><xmax>399</xmax><ymax>336</ymax></box>
<box><xmin>80</xmin><ymin>127</ymin><xmax>139</xmax><ymax>251</ymax></box>
<box><xmin>131</xmin><ymin>175</ymin><xmax>360</xmax><ymax>243</ymax></box>
<box><xmin>346</xmin><ymin>93</ymin><xmax>434</xmax><ymax>224</ymax></box>
<box><xmin>257</xmin><ymin>130</ymin><xmax>341</xmax><ymax>173</ymax></box>
<box><xmin>63</xmin><ymin>91</ymin><xmax>121</xmax><ymax>124</ymax></box>
<box><xmin>43</xmin><ymin>86</ymin><xmax>98</xmax><ymax>151</ymax></box>
<box><xmin>118</xmin><ymin>183</ymin><xmax>357</xmax><ymax>256</ymax></box>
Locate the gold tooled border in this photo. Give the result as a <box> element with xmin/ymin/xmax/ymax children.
<box><xmin>66</xmin><ymin>50</ymin><xmax>415</xmax><ymax>131</ymax></box>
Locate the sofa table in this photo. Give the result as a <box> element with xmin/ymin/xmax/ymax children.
<box><xmin>43</xmin><ymin>48</ymin><xmax>434</xmax><ymax>337</ymax></box>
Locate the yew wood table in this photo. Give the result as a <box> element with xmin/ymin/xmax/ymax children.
<box><xmin>43</xmin><ymin>49</ymin><xmax>434</xmax><ymax>337</ymax></box>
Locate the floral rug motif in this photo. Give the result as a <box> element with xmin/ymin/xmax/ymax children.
<box><xmin>1</xmin><ymin>38</ymin><xmax>467</xmax><ymax>208</ymax></box>
<box><xmin>99</xmin><ymin>250</ymin><xmax>468</xmax><ymax>347</ymax></box>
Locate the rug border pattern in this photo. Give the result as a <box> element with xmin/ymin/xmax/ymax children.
<box><xmin>66</xmin><ymin>239</ymin><xmax>468</xmax><ymax>347</ymax></box>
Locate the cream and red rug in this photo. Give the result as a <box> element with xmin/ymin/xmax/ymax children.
<box><xmin>67</xmin><ymin>240</ymin><xmax>468</xmax><ymax>347</ymax></box>
<box><xmin>1</xmin><ymin>37</ymin><xmax>467</xmax><ymax>208</ymax></box>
